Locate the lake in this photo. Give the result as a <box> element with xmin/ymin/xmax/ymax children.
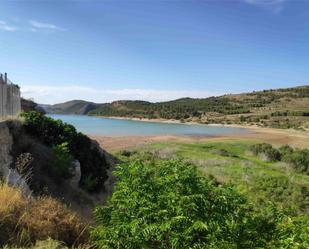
<box><xmin>49</xmin><ymin>114</ymin><xmax>250</xmax><ymax>136</ymax></box>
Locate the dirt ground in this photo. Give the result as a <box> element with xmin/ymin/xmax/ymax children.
<box><xmin>91</xmin><ymin>126</ymin><xmax>309</xmax><ymax>152</ymax></box>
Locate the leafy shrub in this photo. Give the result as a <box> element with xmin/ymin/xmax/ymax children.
<box><xmin>52</xmin><ymin>142</ymin><xmax>74</xmax><ymax>179</ymax></box>
<box><xmin>252</xmin><ymin>174</ymin><xmax>309</xmax><ymax>214</ymax></box>
<box><xmin>250</xmin><ymin>143</ymin><xmax>309</xmax><ymax>174</ymax></box>
<box><xmin>268</xmin><ymin>215</ymin><xmax>309</xmax><ymax>249</ymax></box>
<box><xmin>92</xmin><ymin>160</ymin><xmax>282</xmax><ymax>248</ymax></box>
<box><xmin>120</xmin><ymin>150</ymin><xmax>136</xmax><ymax>157</ymax></box>
<box><xmin>20</xmin><ymin>111</ymin><xmax>109</xmax><ymax>191</ymax></box>
<box><xmin>250</xmin><ymin>143</ymin><xmax>281</xmax><ymax>162</ymax></box>
<box><xmin>80</xmin><ymin>175</ymin><xmax>98</xmax><ymax>192</ymax></box>
<box><xmin>279</xmin><ymin>145</ymin><xmax>294</xmax><ymax>156</ymax></box>
<box><xmin>282</xmin><ymin>149</ymin><xmax>309</xmax><ymax>174</ymax></box>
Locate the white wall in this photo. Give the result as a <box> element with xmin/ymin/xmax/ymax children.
<box><xmin>0</xmin><ymin>77</ymin><xmax>21</xmax><ymax>118</ymax></box>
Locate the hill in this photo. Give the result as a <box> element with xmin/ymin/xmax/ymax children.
<box><xmin>21</xmin><ymin>98</ymin><xmax>45</xmax><ymax>114</ymax></box>
<box><xmin>45</xmin><ymin>100</ymin><xmax>99</xmax><ymax>114</ymax></box>
<box><xmin>46</xmin><ymin>85</ymin><xmax>309</xmax><ymax>129</ymax></box>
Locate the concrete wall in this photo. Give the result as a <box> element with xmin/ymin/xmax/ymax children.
<box><xmin>0</xmin><ymin>73</ymin><xmax>21</xmax><ymax>118</ymax></box>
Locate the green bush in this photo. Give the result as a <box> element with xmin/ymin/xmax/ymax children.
<box><xmin>252</xmin><ymin>174</ymin><xmax>309</xmax><ymax>214</ymax></box>
<box><xmin>250</xmin><ymin>143</ymin><xmax>309</xmax><ymax>174</ymax></box>
<box><xmin>52</xmin><ymin>142</ymin><xmax>74</xmax><ymax>179</ymax></box>
<box><xmin>250</xmin><ymin>143</ymin><xmax>281</xmax><ymax>162</ymax></box>
<box><xmin>80</xmin><ymin>175</ymin><xmax>98</xmax><ymax>192</ymax></box>
<box><xmin>283</xmin><ymin>149</ymin><xmax>309</xmax><ymax>174</ymax></box>
<box><xmin>268</xmin><ymin>215</ymin><xmax>309</xmax><ymax>249</ymax></box>
<box><xmin>91</xmin><ymin>159</ymin><xmax>286</xmax><ymax>248</ymax></box>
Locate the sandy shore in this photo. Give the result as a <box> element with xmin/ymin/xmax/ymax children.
<box><xmin>91</xmin><ymin>125</ymin><xmax>309</xmax><ymax>152</ymax></box>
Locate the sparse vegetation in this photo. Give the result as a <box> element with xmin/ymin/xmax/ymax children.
<box><xmin>0</xmin><ymin>182</ymin><xmax>89</xmax><ymax>248</ymax></box>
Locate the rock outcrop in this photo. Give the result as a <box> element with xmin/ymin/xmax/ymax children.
<box><xmin>0</xmin><ymin>121</ymin><xmax>31</xmax><ymax>195</ymax></box>
<box><xmin>0</xmin><ymin>119</ymin><xmax>117</xmax><ymax>220</ymax></box>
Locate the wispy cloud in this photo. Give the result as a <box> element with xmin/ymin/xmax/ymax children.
<box><xmin>0</xmin><ymin>20</ymin><xmax>18</xmax><ymax>32</ymax></box>
<box><xmin>0</xmin><ymin>19</ymin><xmax>66</xmax><ymax>33</ymax></box>
<box><xmin>243</xmin><ymin>0</ymin><xmax>288</xmax><ymax>14</ymax></box>
<box><xmin>21</xmin><ymin>85</ymin><xmax>220</xmax><ymax>104</ymax></box>
<box><xmin>29</xmin><ymin>20</ymin><xmax>66</xmax><ymax>32</ymax></box>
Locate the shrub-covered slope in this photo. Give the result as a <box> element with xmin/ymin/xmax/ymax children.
<box><xmin>89</xmin><ymin>85</ymin><xmax>309</xmax><ymax>129</ymax></box>
<box><xmin>17</xmin><ymin>111</ymin><xmax>110</xmax><ymax>192</ymax></box>
<box><xmin>46</xmin><ymin>85</ymin><xmax>309</xmax><ymax>129</ymax></box>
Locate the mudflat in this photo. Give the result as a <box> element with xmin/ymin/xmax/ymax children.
<box><xmin>91</xmin><ymin>125</ymin><xmax>309</xmax><ymax>152</ymax></box>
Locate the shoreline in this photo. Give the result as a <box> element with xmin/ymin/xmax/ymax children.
<box><xmin>91</xmin><ymin>128</ymin><xmax>309</xmax><ymax>153</ymax></box>
<box><xmin>92</xmin><ymin>115</ymin><xmax>308</xmax><ymax>134</ymax></box>
<box><xmin>94</xmin><ymin>115</ymin><xmax>260</xmax><ymax>129</ymax></box>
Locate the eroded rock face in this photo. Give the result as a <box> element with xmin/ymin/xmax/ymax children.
<box><xmin>0</xmin><ymin>121</ymin><xmax>13</xmax><ymax>175</ymax></box>
<box><xmin>1</xmin><ymin>119</ymin><xmax>117</xmax><ymax>220</ymax></box>
<box><xmin>0</xmin><ymin>121</ymin><xmax>31</xmax><ymax>196</ymax></box>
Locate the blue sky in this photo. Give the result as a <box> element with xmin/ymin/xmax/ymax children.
<box><xmin>0</xmin><ymin>0</ymin><xmax>308</xmax><ymax>104</ymax></box>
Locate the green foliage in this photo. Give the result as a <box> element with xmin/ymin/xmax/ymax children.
<box><xmin>268</xmin><ymin>215</ymin><xmax>309</xmax><ymax>249</ymax></box>
<box><xmin>127</xmin><ymin>141</ymin><xmax>309</xmax><ymax>214</ymax></box>
<box><xmin>52</xmin><ymin>142</ymin><xmax>74</xmax><ymax>179</ymax></box>
<box><xmin>80</xmin><ymin>175</ymin><xmax>98</xmax><ymax>192</ymax></box>
<box><xmin>252</xmin><ymin>174</ymin><xmax>309</xmax><ymax>214</ymax></box>
<box><xmin>281</xmin><ymin>146</ymin><xmax>309</xmax><ymax>174</ymax></box>
<box><xmin>20</xmin><ymin>111</ymin><xmax>109</xmax><ymax>191</ymax></box>
<box><xmin>250</xmin><ymin>143</ymin><xmax>309</xmax><ymax>174</ymax></box>
<box><xmin>250</xmin><ymin>143</ymin><xmax>281</xmax><ymax>161</ymax></box>
<box><xmin>92</xmin><ymin>159</ymin><xmax>289</xmax><ymax>249</ymax></box>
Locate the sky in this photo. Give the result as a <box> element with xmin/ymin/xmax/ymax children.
<box><xmin>0</xmin><ymin>0</ymin><xmax>308</xmax><ymax>104</ymax></box>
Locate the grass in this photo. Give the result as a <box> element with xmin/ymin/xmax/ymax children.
<box><xmin>117</xmin><ymin>139</ymin><xmax>309</xmax><ymax>215</ymax></box>
<box><xmin>0</xmin><ymin>181</ymin><xmax>90</xmax><ymax>248</ymax></box>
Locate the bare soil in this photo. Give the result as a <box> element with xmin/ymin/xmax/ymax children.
<box><xmin>91</xmin><ymin>126</ymin><xmax>309</xmax><ymax>152</ymax></box>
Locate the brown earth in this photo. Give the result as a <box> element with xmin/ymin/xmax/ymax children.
<box><xmin>91</xmin><ymin>126</ymin><xmax>309</xmax><ymax>152</ymax></box>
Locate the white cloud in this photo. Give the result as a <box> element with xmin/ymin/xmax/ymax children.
<box><xmin>29</xmin><ymin>20</ymin><xmax>66</xmax><ymax>32</ymax></box>
<box><xmin>243</xmin><ymin>0</ymin><xmax>288</xmax><ymax>14</ymax></box>
<box><xmin>0</xmin><ymin>20</ymin><xmax>18</xmax><ymax>32</ymax></box>
<box><xmin>21</xmin><ymin>85</ymin><xmax>220</xmax><ymax>104</ymax></box>
<box><xmin>0</xmin><ymin>19</ymin><xmax>65</xmax><ymax>33</ymax></box>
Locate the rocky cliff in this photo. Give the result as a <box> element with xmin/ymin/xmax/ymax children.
<box><xmin>0</xmin><ymin>119</ymin><xmax>117</xmax><ymax>220</ymax></box>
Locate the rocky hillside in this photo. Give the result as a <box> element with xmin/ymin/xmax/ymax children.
<box><xmin>0</xmin><ymin>113</ymin><xmax>116</xmax><ymax>220</ymax></box>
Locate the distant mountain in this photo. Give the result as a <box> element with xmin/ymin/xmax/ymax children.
<box><xmin>45</xmin><ymin>86</ymin><xmax>309</xmax><ymax>129</ymax></box>
<box><xmin>21</xmin><ymin>98</ymin><xmax>45</xmax><ymax>114</ymax></box>
<box><xmin>45</xmin><ymin>100</ymin><xmax>99</xmax><ymax>115</ymax></box>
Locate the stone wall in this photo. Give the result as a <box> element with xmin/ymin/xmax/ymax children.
<box><xmin>0</xmin><ymin>73</ymin><xmax>21</xmax><ymax>117</ymax></box>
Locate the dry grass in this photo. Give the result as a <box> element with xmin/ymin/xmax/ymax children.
<box><xmin>0</xmin><ymin>181</ymin><xmax>90</xmax><ymax>248</ymax></box>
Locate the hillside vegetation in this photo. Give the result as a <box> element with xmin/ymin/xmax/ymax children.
<box><xmin>92</xmin><ymin>158</ymin><xmax>309</xmax><ymax>249</ymax></box>
<box><xmin>46</xmin><ymin>85</ymin><xmax>309</xmax><ymax>129</ymax></box>
<box><xmin>2</xmin><ymin>114</ymin><xmax>309</xmax><ymax>248</ymax></box>
<box><xmin>122</xmin><ymin>141</ymin><xmax>309</xmax><ymax>215</ymax></box>
<box><xmin>18</xmin><ymin>111</ymin><xmax>110</xmax><ymax>192</ymax></box>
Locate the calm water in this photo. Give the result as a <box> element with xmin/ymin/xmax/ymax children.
<box><xmin>49</xmin><ymin>114</ymin><xmax>250</xmax><ymax>136</ymax></box>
